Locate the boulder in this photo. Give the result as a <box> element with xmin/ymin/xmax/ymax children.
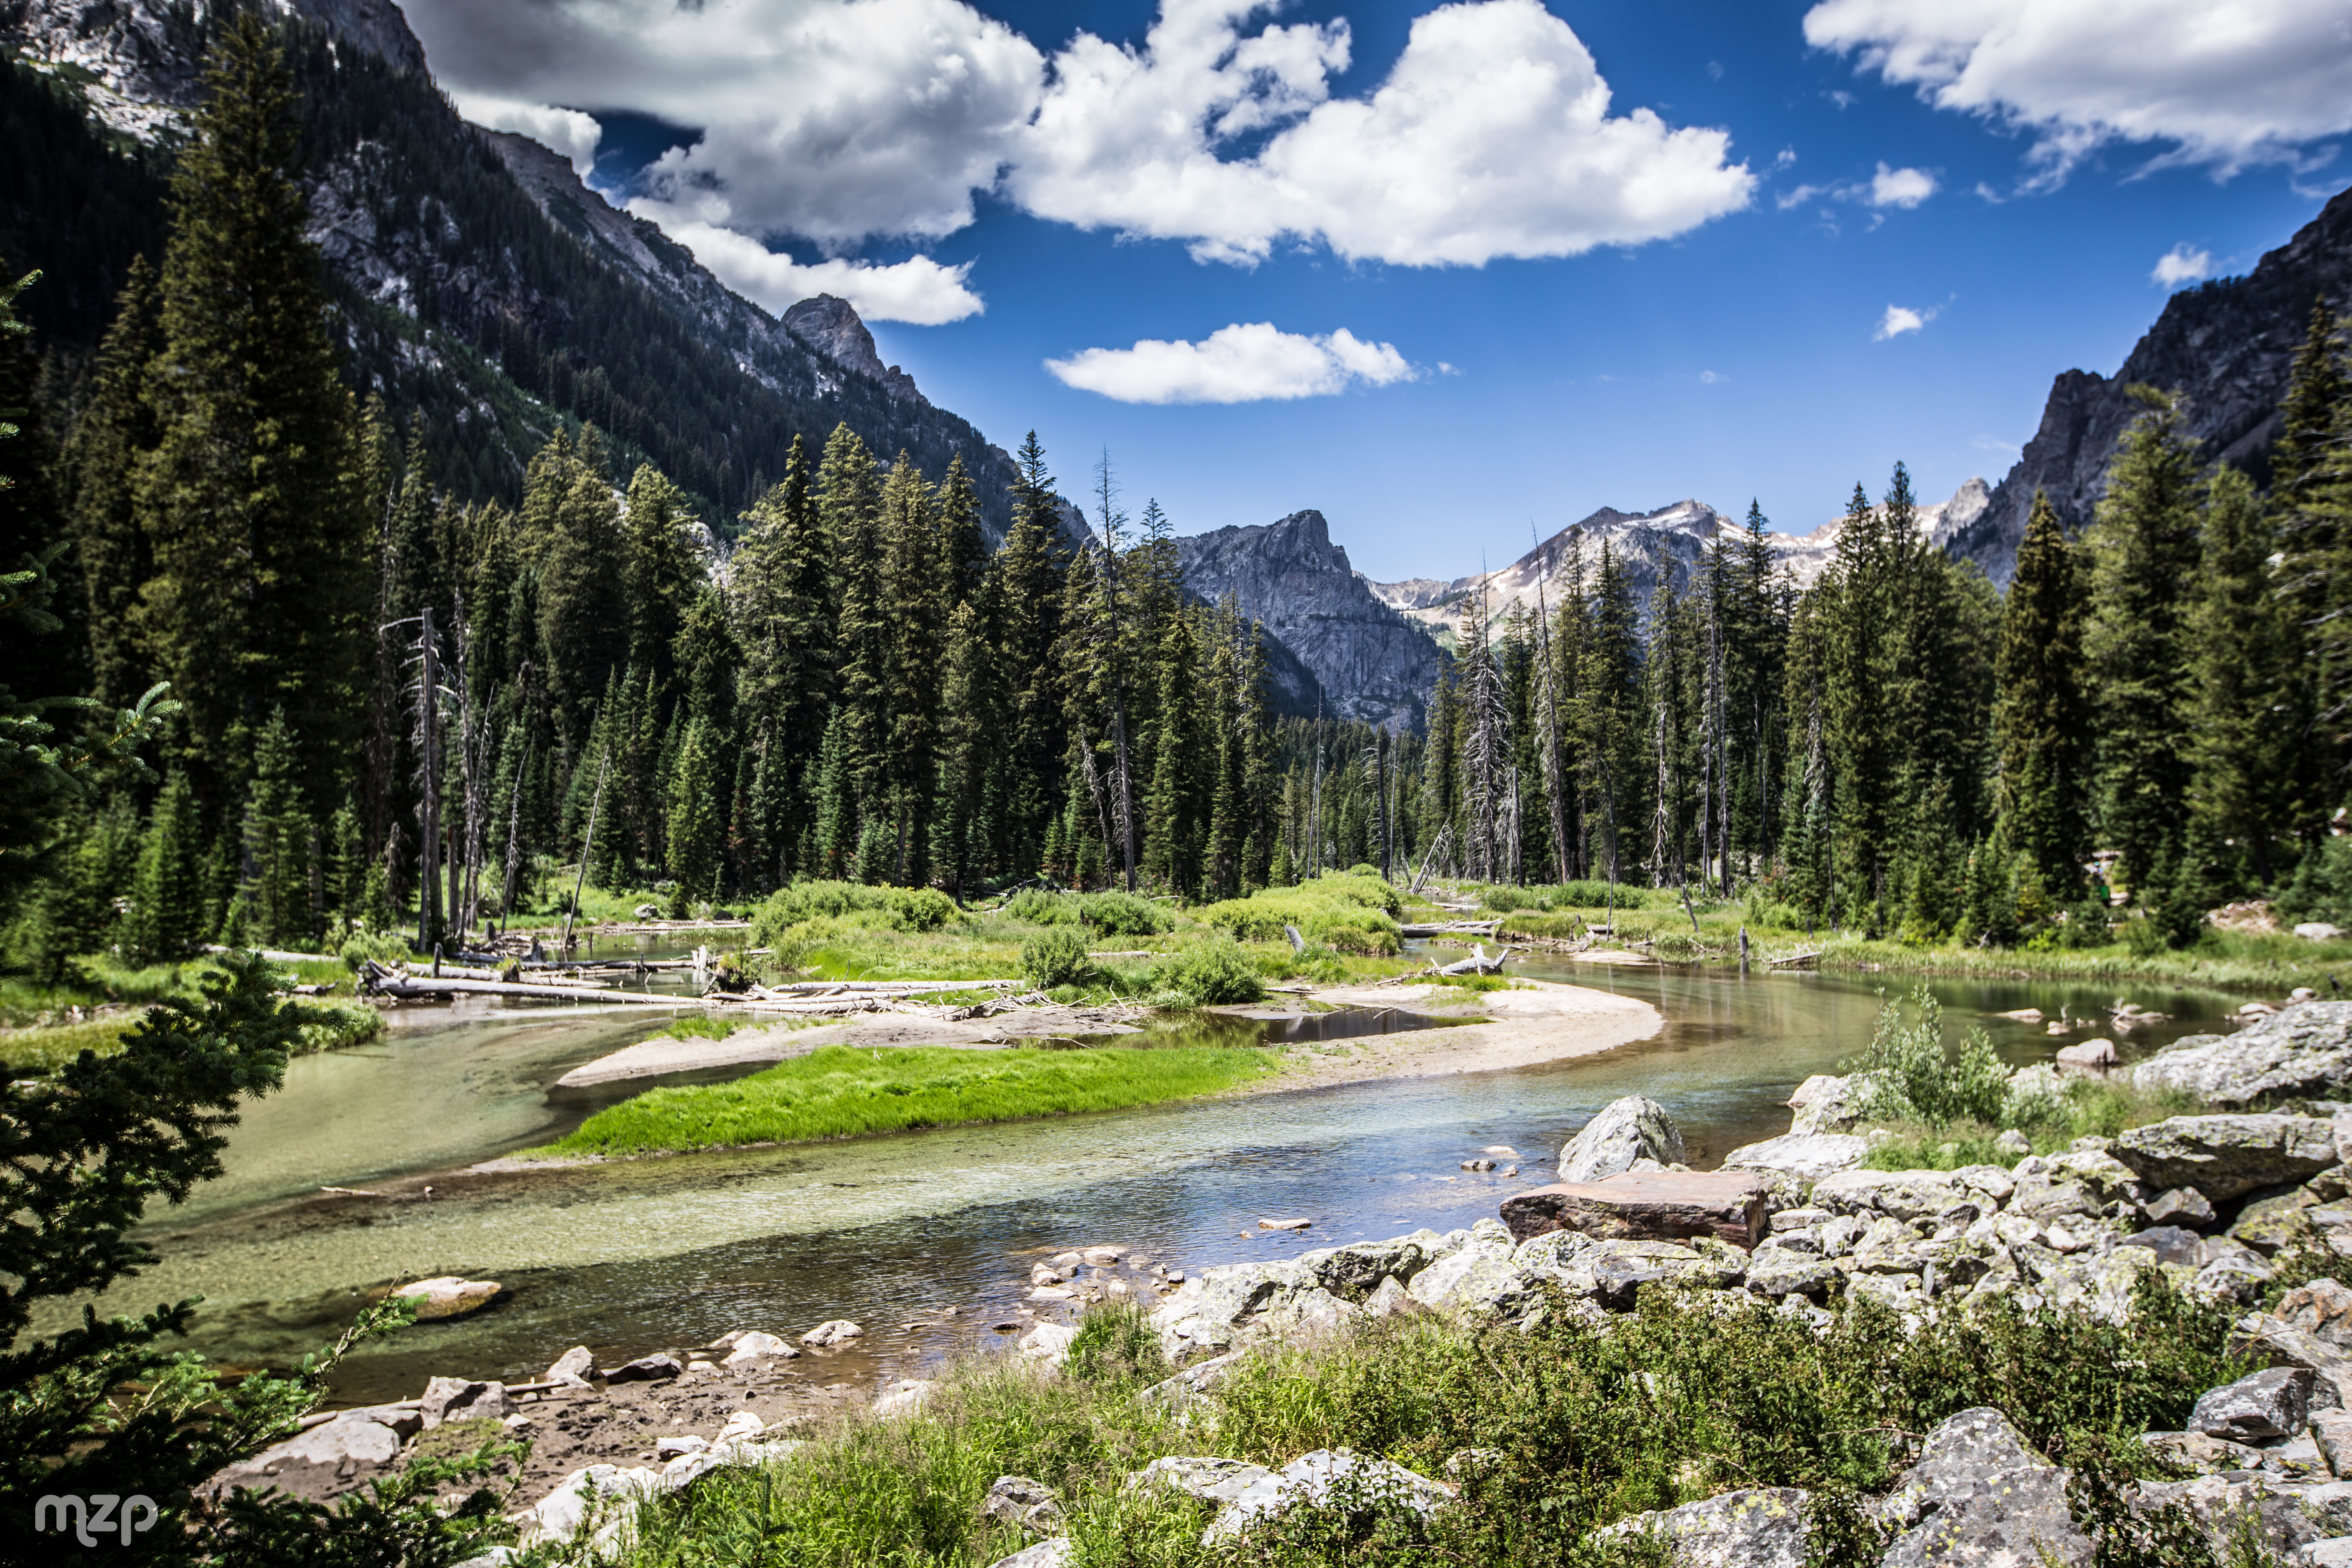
<box><xmin>980</xmin><ymin>1541</ymin><xmax>1074</xmax><ymax>1568</ymax></box>
<box><xmin>2192</xmin><ymin>1367</ymin><xmax>2317</xmax><ymax>1441</ymax></box>
<box><xmin>1126</xmin><ymin>1456</ymin><xmax>1278</xmax><ymax>1505</ymax></box>
<box><xmin>1745</xmin><ymin>1250</ymin><xmax>1842</xmax><ymax>1302</ymax></box>
<box><xmin>2116</xmin><ymin>1226</ymin><xmax>2205</xmax><ymax>1265</ymax></box>
<box><xmin>2131</xmin><ymin>1003</ymin><xmax>2352</xmax><ymax>1105</ymax></box>
<box><xmin>1591</xmin><ymin>1487</ymin><xmax>1811</xmax><ymax>1568</ymax></box>
<box><xmin>801</xmin><ymin>1320</ymin><xmax>864</xmax><ymax>1347</ymax></box>
<box><xmin>2130</xmin><ymin>1475</ymin><xmax>2347</xmax><ymax>1561</ymax></box>
<box><xmin>723</xmin><ymin>1331</ymin><xmax>797</xmax><ymax>1365</ymax></box>
<box><xmin>2140</xmin><ymin>1430</ymin><xmax>2269</xmax><ymax>1475</ymax></box>
<box><xmin>518</xmin><ymin>1463</ymin><xmax>662</xmax><ymax>1546</ymax></box>
<box><xmin>1719</xmin><ymin>1133</ymin><xmax>1869</xmax><ymax>1182</ymax></box>
<box><xmin>2302</xmin><ymin>925</ymin><xmax>2346</xmax><ymax>942</ymax></box>
<box><xmin>223</xmin><ymin>1416</ymin><xmax>403</xmax><ymax>1476</ymax></box>
<box><xmin>1500</xmin><ymin>1170</ymin><xmax>1769</xmax><ymax>1248</ymax></box>
<box><xmin>1557</xmin><ymin>1096</ymin><xmax>1686</xmax><ymax>1184</ymax></box>
<box><xmin>420</xmin><ymin>1377</ymin><xmax>512</xmax><ymax>1428</ymax></box>
<box><xmin>1149</xmin><ymin>1260</ymin><xmax>1363</xmax><ymax>1358</ymax></box>
<box><xmin>1788</xmin><ymin>1073</ymin><xmax>1874</xmax><ymax>1134</ymax></box>
<box><xmin>1018</xmin><ymin>1323</ymin><xmax>1078</xmax><ymax>1366</ymax></box>
<box><xmin>1405</xmin><ymin>1242</ymin><xmax>1525</xmax><ymax>1316</ymax></box>
<box><xmin>2055</xmin><ymin>1039</ymin><xmax>2119</xmax><ymax>1071</ymax></box>
<box><xmin>545</xmin><ymin>1346</ymin><xmax>599</xmax><ymax>1385</ymax></box>
<box><xmin>2110</xmin><ymin>1114</ymin><xmax>2340</xmax><ymax>1201</ymax></box>
<box><xmin>1291</xmin><ymin>1234</ymin><xmax>1441</xmax><ymax>1301</ymax></box>
<box><xmin>2282</xmin><ymin>1281</ymin><xmax>2352</xmax><ymax>1348</ymax></box>
<box><xmin>2140</xmin><ymin>1188</ymin><xmax>2219</xmax><ymax>1228</ymax></box>
<box><xmin>1586</xmin><ymin>1239</ymin><xmax>1745</xmax><ymax>1310</ymax></box>
<box><xmin>1878</xmin><ymin>1406</ymin><xmax>2091</xmax><ymax>1568</ymax></box>
<box><xmin>606</xmin><ymin>1354</ymin><xmax>683</xmax><ymax>1384</ymax></box>
<box><xmin>392</xmin><ymin>1276</ymin><xmax>503</xmax><ymax>1321</ymax></box>
<box><xmin>1811</xmin><ymin>1169</ymin><xmax>1973</xmax><ymax>1222</ymax></box>
<box><xmin>982</xmin><ymin>1475</ymin><xmax>1063</xmax><ymax>1535</ymax></box>
<box><xmin>1201</xmin><ymin>1449</ymin><xmax>1454</xmax><ymax>1545</ymax></box>
<box><xmin>1995</xmin><ymin>1129</ymin><xmax>2033</xmax><ymax>1157</ymax></box>
<box><xmin>872</xmin><ymin>1379</ymin><xmax>936</xmax><ymax>1417</ymax></box>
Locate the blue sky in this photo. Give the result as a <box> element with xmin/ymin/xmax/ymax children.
<box><xmin>402</xmin><ymin>0</ymin><xmax>2351</xmax><ymax>581</ymax></box>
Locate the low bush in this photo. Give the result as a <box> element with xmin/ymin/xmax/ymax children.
<box><xmin>1198</xmin><ymin>874</ymin><xmax>1403</xmax><ymax>951</ymax></box>
<box><xmin>1845</xmin><ymin>985</ymin><xmax>2010</xmax><ymax>1132</ymax></box>
<box><xmin>1152</xmin><ymin>940</ymin><xmax>1265</xmax><ymax>1006</ymax></box>
<box><xmin>1022</xmin><ymin>928</ymin><xmax>1094</xmax><ymax>990</ymax></box>
<box><xmin>1076</xmin><ymin>891</ymin><xmax>1171</xmax><ymax>937</ymax></box>
<box><xmin>1000</xmin><ymin>888</ymin><xmax>1077</xmax><ymax>925</ymax></box>
<box><xmin>338</xmin><ymin>929</ymin><xmax>413</xmax><ymax>968</ymax></box>
<box><xmin>749</xmin><ymin>882</ymin><xmax>960</xmax><ymax>947</ymax></box>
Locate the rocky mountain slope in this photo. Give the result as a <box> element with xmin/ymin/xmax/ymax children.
<box><xmin>1952</xmin><ymin>182</ymin><xmax>2352</xmax><ymax>586</ymax></box>
<box><xmin>1176</xmin><ymin>511</ymin><xmax>1440</xmax><ymax>732</ymax></box>
<box><xmin>0</xmin><ymin>0</ymin><xmax>1065</xmax><ymax>545</ymax></box>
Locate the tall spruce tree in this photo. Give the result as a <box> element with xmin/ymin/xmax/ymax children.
<box><xmin>137</xmin><ymin>15</ymin><xmax>368</xmax><ymax>814</ymax></box>
<box><xmin>62</xmin><ymin>257</ymin><xmax>163</xmax><ymax>713</ymax></box>
<box><xmin>125</xmin><ymin>768</ymin><xmax>205</xmax><ymax>964</ymax></box>
<box><xmin>2084</xmin><ymin>387</ymin><xmax>2205</xmax><ymax>901</ymax></box>
<box><xmin>2186</xmin><ymin>466</ymin><xmax>2295</xmax><ymax>890</ymax></box>
<box><xmin>240</xmin><ymin>705</ymin><xmax>312</xmax><ymax>947</ymax></box>
<box><xmin>1993</xmin><ymin>491</ymin><xmax>2094</xmax><ymax>895</ymax></box>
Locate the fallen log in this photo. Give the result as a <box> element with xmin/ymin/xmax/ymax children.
<box><xmin>1398</xmin><ymin>920</ymin><xmax>1502</xmax><ymax>937</ymax></box>
<box><xmin>1766</xmin><ymin>951</ymin><xmax>1821</xmax><ymax>968</ymax></box>
<box><xmin>360</xmin><ymin>964</ymin><xmax>678</xmax><ymax>1005</ymax></box>
<box><xmin>1435</xmin><ymin>943</ymin><xmax>1512</xmax><ymax>976</ymax></box>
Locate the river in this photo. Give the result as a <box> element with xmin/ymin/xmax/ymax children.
<box><xmin>91</xmin><ymin>952</ymin><xmax>2245</xmax><ymax>1406</ymax></box>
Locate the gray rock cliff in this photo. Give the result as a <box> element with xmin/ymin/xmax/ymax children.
<box><xmin>1953</xmin><ymin>181</ymin><xmax>2352</xmax><ymax>587</ymax></box>
<box><xmin>1176</xmin><ymin>511</ymin><xmax>1439</xmax><ymax>732</ymax></box>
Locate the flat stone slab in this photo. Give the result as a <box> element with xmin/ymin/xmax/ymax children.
<box><xmin>1500</xmin><ymin>1170</ymin><xmax>1769</xmax><ymax>1248</ymax></box>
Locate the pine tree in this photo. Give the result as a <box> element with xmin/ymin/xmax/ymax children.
<box><xmin>665</xmin><ymin>719</ymin><xmax>721</xmax><ymax>912</ymax></box>
<box><xmin>62</xmin><ymin>256</ymin><xmax>163</xmax><ymax>713</ymax></box>
<box><xmin>124</xmin><ymin>768</ymin><xmax>205</xmax><ymax>965</ymax></box>
<box><xmin>1994</xmin><ymin>491</ymin><xmax>2094</xmax><ymax>896</ymax></box>
<box><xmin>1143</xmin><ymin>611</ymin><xmax>1203</xmax><ymax>894</ymax></box>
<box><xmin>535</xmin><ymin>440</ymin><xmax>628</xmax><ymax>752</ymax></box>
<box><xmin>824</xmin><ymin>427</ymin><xmax>890</xmax><ymax>850</ymax></box>
<box><xmin>622</xmin><ymin>463</ymin><xmax>700</xmax><ymax>692</ymax></box>
<box><xmin>991</xmin><ymin>432</ymin><xmax>1069</xmax><ymax>874</ymax></box>
<box><xmin>2084</xmin><ymin>387</ymin><xmax>2205</xmax><ymax>900</ymax></box>
<box><xmin>2185</xmin><ymin>466</ymin><xmax>2295</xmax><ymax>891</ymax></box>
<box><xmin>882</xmin><ymin>453</ymin><xmax>944</xmax><ymax>884</ymax></box>
<box><xmin>137</xmin><ymin>16</ymin><xmax>369</xmax><ymax>814</ymax></box>
<box><xmin>2272</xmin><ymin>300</ymin><xmax>2352</xmax><ymax>824</ymax></box>
<box><xmin>1575</xmin><ymin>542</ymin><xmax>1642</xmax><ymax>887</ymax></box>
<box><xmin>240</xmin><ymin>705</ymin><xmax>312</xmax><ymax>948</ymax></box>
<box><xmin>929</xmin><ymin>601</ymin><xmax>996</xmax><ymax>896</ymax></box>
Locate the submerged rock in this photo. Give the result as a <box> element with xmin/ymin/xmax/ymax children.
<box><xmin>393</xmin><ymin>1276</ymin><xmax>503</xmax><ymax>1320</ymax></box>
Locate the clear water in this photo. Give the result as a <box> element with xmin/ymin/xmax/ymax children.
<box><xmin>84</xmin><ymin>955</ymin><xmax>2243</xmax><ymax>1405</ymax></box>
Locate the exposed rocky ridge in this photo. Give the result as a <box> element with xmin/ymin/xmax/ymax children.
<box><xmin>780</xmin><ymin>295</ymin><xmax>922</xmax><ymax>405</ymax></box>
<box><xmin>1175</xmin><ymin>510</ymin><xmax>1440</xmax><ymax>732</ymax></box>
<box><xmin>0</xmin><ymin>0</ymin><xmax>1072</xmax><ymax>547</ymax></box>
<box><xmin>1952</xmin><ymin>181</ymin><xmax>2352</xmax><ymax>587</ymax></box>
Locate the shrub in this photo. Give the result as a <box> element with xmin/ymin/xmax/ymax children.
<box><xmin>1344</xmin><ymin>863</ymin><xmax>1382</xmax><ymax>879</ymax></box>
<box><xmin>1198</xmin><ymin>874</ymin><xmax>1403</xmax><ymax>949</ymax></box>
<box><xmin>338</xmin><ymin>929</ymin><xmax>412</xmax><ymax>969</ymax></box>
<box><xmin>1022</xmin><ymin>928</ymin><xmax>1093</xmax><ymax>990</ymax></box>
<box><xmin>1152</xmin><ymin>940</ymin><xmax>1265</xmax><ymax>1006</ymax></box>
<box><xmin>749</xmin><ymin>881</ymin><xmax>961</xmax><ymax>946</ymax></box>
<box><xmin>1845</xmin><ymin>985</ymin><xmax>2009</xmax><ymax>1131</ymax></box>
<box><xmin>1001</xmin><ymin>888</ymin><xmax>1077</xmax><ymax>925</ymax></box>
<box><xmin>1075</xmin><ymin>891</ymin><xmax>1170</xmax><ymax>937</ymax></box>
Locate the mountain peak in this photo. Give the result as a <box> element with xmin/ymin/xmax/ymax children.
<box><xmin>782</xmin><ymin>294</ymin><xmax>923</xmax><ymax>405</ymax></box>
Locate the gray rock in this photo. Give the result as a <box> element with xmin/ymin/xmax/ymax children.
<box><xmin>2131</xmin><ymin>1003</ymin><xmax>2352</xmax><ymax>1105</ymax></box>
<box><xmin>606</xmin><ymin>1354</ymin><xmax>683</xmax><ymax>1384</ymax></box>
<box><xmin>1811</xmin><ymin>1169</ymin><xmax>1971</xmax><ymax>1222</ymax></box>
<box><xmin>1995</xmin><ymin>1129</ymin><xmax>2033</xmax><ymax>1157</ymax></box>
<box><xmin>2111</xmin><ymin>1114</ymin><xmax>2340</xmax><ymax>1201</ymax></box>
<box><xmin>2192</xmin><ymin>1367</ymin><xmax>2316</xmax><ymax>1441</ymax></box>
<box><xmin>2117</xmin><ymin>1226</ymin><xmax>2205</xmax><ymax>1265</ymax></box>
<box><xmin>1719</xmin><ymin>1133</ymin><xmax>1868</xmax><ymax>1181</ymax></box>
<box><xmin>1788</xmin><ymin>1073</ymin><xmax>1871</xmax><ymax>1134</ymax></box>
<box><xmin>980</xmin><ymin>1540</ymin><xmax>1074</xmax><ymax>1568</ymax></box>
<box><xmin>982</xmin><ymin>1476</ymin><xmax>1063</xmax><ymax>1536</ymax></box>
<box><xmin>800</xmin><ymin>1320</ymin><xmax>863</xmax><ymax>1347</ymax></box>
<box><xmin>1150</xmin><ymin>1259</ymin><xmax>1363</xmax><ymax>1357</ymax></box>
<box><xmin>2282</xmin><ymin>1280</ymin><xmax>2352</xmax><ymax>1348</ymax></box>
<box><xmin>2315</xmin><ymin>1411</ymin><xmax>2352</xmax><ymax>1479</ymax></box>
<box><xmin>420</xmin><ymin>1377</ymin><xmax>512</xmax><ymax>1428</ymax></box>
<box><xmin>1591</xmin><ymin>1487</ymin><xmax>1811</xmax><ymax>1567</ymax></box>
<box><xmin>392</xmin><ymin>1275</ymin><xmax>503</xmax><ymax>1321</ymax></box>
<box><xmin>2141</xmin><ymin>1187</ymin><xmax>2220</xmax><ymax>1228</ymax></box>
<box><xmin>1126</xmin><ymin>1456</ymin><xmax>1279</xmax><ymax>1505</ymax></box>
<box><xmin>723</xmin><ymin>1331</ymin><xmax>797</xmax><ymax>1365</ymax></box>
<box><xmin>2131</xmin><ymin>1475</ymin><xmax>2341</xmax><ymax>1560</ymax></box>
<box><xmin>226</xmin><ymin>1417</ymin><xmax>403</xmax><ymax>1475</ymax></box>
<box><xmin>1202</xmin><ymin>1449</ymin><xmax>1453</xmax><ymax>1544</ymax></box>
<box><xmin>2291</xmin><ymin>1539</ymin><xmax>2352</xmax><ymax>1567</ymax></box>
<box><xmin>545</xmin><ymin>1346</ymin><xmax>599</xmax><ymax>1385</ymax></box>
<box><xmin>1292</xmin><ymin>1234</ymin><xmax>1440</xmax><ymax>1301</ymax></box>
<box><xmin>1746</xmin><ymin>1250</ymin><xmax>1841</xmax><ymax>1302</ymax></box>
<box><xmin>2141</xmin><ymin>1430</ymin><xmax>2269</xmax><ymax>1475</ymax></box>
<box><xmin>1878</xmin><ymin>1406</ymin><xmax>2091</xmax><ymax>1568</ymax></box>
<box><xmin>1559</xmin><ymin>1096</ymin><xmax>1687</xmax><ymax>1184</ymax></box>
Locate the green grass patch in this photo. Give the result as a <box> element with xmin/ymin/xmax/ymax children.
<box><xmin>661</xmin><ymin>1013</ymin><xmax>751</xmax><ymax>1042</ymax></box>
<box><xmin>534</xmin><ymin>1041</ymin><xmax>1285</xmax><ymax>1156</ymax></box>
<box><xmin>1199</xmin><ymin>873</ymin><xmax>1404</xmax><ymax>955</ymax></box>
<box><xmin>0</xmin><ymin>971</ymin><xmax>382</xmax><ymax>1074</ymax></box>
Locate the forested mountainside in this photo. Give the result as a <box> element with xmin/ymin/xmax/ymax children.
<box><xmin>1176</xmin><ymin>510</ymin><xmax>1440</xmax><ymax>732</ymax></box>
<box><xmin>0</xmin><ymin>0</ymin><xmax>1049</xmax><ymax>542</ymax></box>
<box><xmin>1954</xmin><ymin>181</ymin><xmax>2352</xmax><ymax>586</ymax></box>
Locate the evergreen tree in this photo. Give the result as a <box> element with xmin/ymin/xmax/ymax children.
<box><xmin>240</xmin><ymin>705</ymin><xmax>312</xmax><ymax>948</ymax></box>
<box><xmin>1143</xmin><ymin>611</ymin><xmax>1204</xmax><ymax>894</ymax></box>
<box><xmin>137</xmin><ymin>16</ymin><xmax>369</xmax><ymax>813</ymax></box>
<box><xmin>2272</xmin><ymin>300</ymin><xmax>2352</xmax><ymax>824</ymax></box>
<box><xmin>991</xmin><ymin>432</ymin><xmax>1069</xmax><ymax>875</ymax></box>
<box><xmin>535</xmin><ymin>438</ymin><xmax>628</xmax><ymax>751</ymax></box>
<box><xmin>124</xmin><ymin>768</ymin><xmax>205</xmax><ymax>965</ymax></box>
<box><xmin>1575</xmin><ymin>542</ymin><xmax>1642</xmax><ymax>887</ymax></box>
<box><xmin>665</xmin><ymin>718</ymin><xmax>722</xmax><ymax>911</ymax></box>
<box><xmin>2084</xmin><ymin>388</ymin><xmax>2205</xmax><ymax>900</ymax></box>
<box><xmin>882</xmin><ymin>453</ymin><xmax>944</xmax><ymax>884</ymax></box>
<box><xmin>1994</xmin><ymin>491</ymin><xmax>2094</xmax><ymax>895</ymax></box>
<box><xmin>622</xmin><ymin>463</ymin><xmax>700</xmax><ymax>692</ymax></box>
<box><xmin>2185</xmin><ymin>466</ymin><xmax>2295</xmax><ymax>891</ymax></box>
<box><xmin>61</xmin><ymin>257</ymin><xmax>164</xmax><ymax>713</ymax></box>
<box><xmin>929</xmin><ymin>601</ymin><xmax>996</xmax><ymax>896</ymax></box>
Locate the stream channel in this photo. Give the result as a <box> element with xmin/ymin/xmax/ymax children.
<box><xmin>89</xmin><ymin>945</ymin><xmax>2251</xmax><ymax>1406</ymax></box>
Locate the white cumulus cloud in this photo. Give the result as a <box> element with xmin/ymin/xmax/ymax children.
<box><xmin>450</xmin><ymin>90</ymin><xmax>603</xmax><ymax>177</ymax></box>
<box><xmin>1014</xmin><ymin>0</ymin><xmax>1755</xmax><ymax>266</ymax></box>
<box><xmin>1875</xmin><ymin>303</ymin><xmax>1935</xmax><ymax>339</ymax></box>
<box><xmin>1868</xmin><ymin>162</ymin><xmax>1937</xmax><ymax>207</ymax></box>
<box><xmin>1046</xmin><ymin>323</ymin><xmax>1417</xmax><ymax>404</ymax></box>
<box><xmin>1804</xmin><ymin>0</ymin><xmax>2352</xmax><ymax>181</ymax></box>
<box><xmin>2152</xmin><ymin>243</ymin><xmax>2215</xmax><ymax>287</ymax></box>
<box><xmin>650</xmin><ymin>221</ymin><xmax>983</xmax><ymax>325</ymax></box>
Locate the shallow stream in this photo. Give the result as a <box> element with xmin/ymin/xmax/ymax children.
<box><xmin>84</xmin><ymin>951</ymin><xmax>2249</xmax><ymax>1406</ymax></box>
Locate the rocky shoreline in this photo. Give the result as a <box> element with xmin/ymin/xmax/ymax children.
<box><xmin>224</xmin><ymin>999</ymin><xmax>2352</xmax><ymax>1565</ymax></box>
